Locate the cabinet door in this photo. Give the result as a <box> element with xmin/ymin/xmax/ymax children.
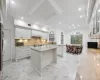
<box><xmin>42</xmin><ymin>32</ymin><xmax>49</xmax><ymax>40</ymax></box>
<box><xmin>32</xmin><ymin>30</ymin><xmax>41</xmax><ymax>37</ymax></box>
<box><xmin>15</xmin><ymin>28</ymin><xmax>31</xmax><ymax>39</ymax></box>
<box><xmin>16</xmin><ymin>47</ymin><xmax>31</xmax><ymax>60</ymax></box>
<box><xmin>32</xmin><ymin>30</ymin><xmax>49</xmax><ymax>39</ymax></box>
<box><xmin>57</xmin><ymin>46</ymin><xmax>63</xmax><ymax>57</ymax></box>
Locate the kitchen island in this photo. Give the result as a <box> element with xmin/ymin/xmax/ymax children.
<box><xmin>31</xmin><ymin>45</ymin><xmax>57</xmax><ymax>76</ymax></box>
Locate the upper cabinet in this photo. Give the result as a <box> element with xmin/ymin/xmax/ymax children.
<box><xmin>15</xmin><ymin>25</ymin><xmax>49</xmax><ymax>39</ymax></box>
<box><xmin>32</xmin><ymin>30</ymin><xmax>49</xmax><ymax>39</ymax></box>
<box><xmin>15</xmin><ymin>28</ymin><xmax>31</xmax><ymax>39</ymax></box>
<box><xmin>32</xmin><ymin>30</ymin><xmax>43</xmax><ymax>37</ymax></box>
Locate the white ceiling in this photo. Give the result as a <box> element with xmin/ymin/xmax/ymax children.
<box><xmin>9</xmin><ymin>0</ymin><xmax>62</xmax><ymax>24</ymax></box>
<box><xmin>47</xmin><ymin>0</ymin><xmax>88</xmax><ymax>30</ymax></box>
<box><xmin>9</xmin><ymin>0</ymin><xmax>88</xmax><ymax>31</ymax></box>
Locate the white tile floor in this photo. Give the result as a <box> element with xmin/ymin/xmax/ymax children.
<box><xmin>3</xmin><ymin>48</ymin><xmax>100</xmax><ymax>80</ymax></box>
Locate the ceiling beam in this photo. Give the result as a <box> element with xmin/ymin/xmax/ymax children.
<box><xmin>29</xmin><ymin>0</ymin><xmax>44</xmax><ymax>15</ymax></box>
<box><xmin>29</xmin><ymin>0</ymin><xmax>63</xmax><ymax>15</ymax></box>
<box><xmin>48</xmin><ymin>0</ymin><xmax>63</xmax><ymax>14</ymax></box>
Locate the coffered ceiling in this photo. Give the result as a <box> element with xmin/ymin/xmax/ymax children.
<box><xmin>8</xmin><ymin>0</ymin><xmax>88</xmax><ymax>31</ymax></box>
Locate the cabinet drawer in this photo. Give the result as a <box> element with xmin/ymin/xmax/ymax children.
<box><xmin>16</xmin><ymin>46</ymin><xmax>31</xmax><ymax>60</ymax></box>
<box><xmin>24</xmin><ymin>54</ymin><xmax>31</xmax><ymax>57</ymax></box>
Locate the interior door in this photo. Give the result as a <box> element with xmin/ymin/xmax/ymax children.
<box><xmin>3</xmin><ymin>29</ymin><xmax>11</xmax><ymax>61</ymax></box>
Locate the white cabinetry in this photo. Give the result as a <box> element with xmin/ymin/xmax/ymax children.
<box><xmin>15</xmin><ymin>46</ymin><xmax>31</xmax><ymax>61</ymax></box>
<box><xmin>32</xmin><ymin>30</ymin><xmax>48</xmax><ymax>39</ymax></box>
<box><xmin>32</xmin><ymin>30</ymin><xmax>42</xmax><ymax>37</ymax></box>
<box><xmin>57</xmin><ymin>45</ymin><xmax>66</xmax><ymax>57</ymax></box>
<box><xmin>57</xmin><ymin>45</ymin><xmax>63</xmax><ymax>57</ymax></box>
<box><xmin>15</xmin><ymin>28</ymin><xmax>31</xmax><ymax>39</ymax></box>
<box><xmin>41</xmin><ymin>32</ymin><xmax>49</xmax><ymax>39</ymax></box>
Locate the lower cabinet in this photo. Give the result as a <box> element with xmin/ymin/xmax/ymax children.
<box><xmin>57</xmin><ymin>45</ymin><xmax>63</xmax><ymax>57</ymax></box>
<box><xmin>15</xmin><ymin>46</ymin><xmax>32</xmax><ymax>61</ymax></box>
<box><xmin>57</xmin><ymin>45</ymin><xmax>66</xmax><ymax>57</ymax></box>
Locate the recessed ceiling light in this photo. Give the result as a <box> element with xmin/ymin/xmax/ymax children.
<box><xmin>59</xmin><ymin>22</ymin><xmax>61</xmax><ymax>24</ymax></box>
<box><xmin>72</xmin><ymin>24</ymin><xmax>74</xmax><ymax>26</ymax></box>
<box><xmin>78</xmin><ymin>25</ymin><xmax>80</xmax><ymax>26</ymax></box>
<box><xmin>98</xmin><ymin>20</ymin><xmax>100</xmax><ymax>22</ymax></box>
<box><xmin>11</xmin><ymin>0</ymin><xmax>15</xmax><ymax>4</ymax></box>
<box><xmin>80</xmin><ymin>15</ymin><xmax>84</xmax><ymax>18</ymax></box>
<box><xmin>78</xmin><ymin>8</ymin><xmax>82</xmax><ymax>11</ymax></box>
<box><xmin>21</xmin><ymin>17</ymin><xmax>24</xmax><ymax>20</ymax></box>
<box><xmin>42</xmin><ymin>27</ymin><xmax>47</xmax><ymax>31</ymax></box>
<box><xmin>98</xmin><ymin>9</ymin><xmax>100</xmax><ymax>12</ymax></box>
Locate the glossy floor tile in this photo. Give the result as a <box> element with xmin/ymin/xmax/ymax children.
<box><xmin>3</xmin><ymin>48</ymin><xmax>100</xmax><ymax>80</ymax></box>
<box><xmin>3</xmin><ymin>54</ymin><xmax>79</xmax><ymax>80</ymax></box>
<box><xmin>77</xmin><ymin>49</ymin><xmax>100</xmax><ymax>80</ymax></box>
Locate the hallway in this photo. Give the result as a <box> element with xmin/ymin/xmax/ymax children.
<box><xmin>3</xmin><ymin>48</ymin><xmax>100</xmax><ymax>80</ymax></box>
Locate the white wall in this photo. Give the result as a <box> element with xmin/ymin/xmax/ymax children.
<box><xmin>54</xmin><ymin>29</ymin><xmax>67</xmax><ymax>45</ymax></box>
<box><xmin>50</xmin><ymin>27</ymin><xmax>67</xmax><ymax>45</ymax></box>
<box><xmin>3</xmin><ymin>0</ymin><xmax>15</xmax><ymax>60</ymax></box>
<box><xmin>65</xmin><ymin>28</ymin><xmax>99</xmax><ymax>47</ymax></box>
<box><xmin>3</xmin><ymin>14</ymin><xmax>15</xmax><ymax>60</ymax></box>
<box><xmin>51</xmin><ymin>27</ymin><xmax>90</xmax><ymax>47</ymax></box>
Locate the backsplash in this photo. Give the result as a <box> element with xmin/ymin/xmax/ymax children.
<box><xmin>15</xmin><ymin>38</ymin><xmax>47</xmax><ymax>46</ymax></box>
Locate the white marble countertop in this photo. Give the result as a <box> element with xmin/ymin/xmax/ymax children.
<box><xmin>31</xmin><ymin>46</ymin><xmax>57</xmax><ymax>52</ymax></box>
<box><xmin>15</xmin><ymin>45</ymin><xmax>33</xmax><ymax>47</ymax></box>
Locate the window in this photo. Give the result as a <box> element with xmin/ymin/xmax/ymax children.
<box><xmin>61</xmin><ymin>32</ymin><xmax>64</xmax><ymax>44</ymax></box>
<box><xmin>93</xmin><ymin>15</ymin><xmax>96</xmax><ymax>34</ymax></box>
<box><xmin>71</xmin><ymin>34</ymin><xmax>82</xmax><ymax>44</ymax></box>
<box><xmin>96</xmin><ymin>5</ymin><xmax>100</xmax><ymax>33</ymax></box>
